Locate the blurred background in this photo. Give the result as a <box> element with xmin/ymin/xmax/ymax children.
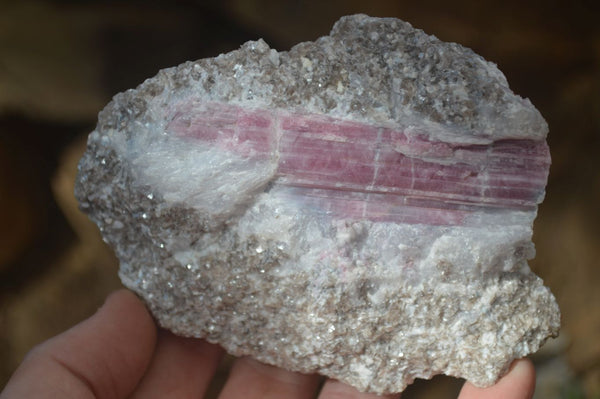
<box><xmin>0</xmin><ymin>0</ymin><xmax>598</xmax><ymax>397</ymax></box>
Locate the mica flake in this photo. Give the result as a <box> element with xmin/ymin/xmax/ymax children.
<box><xmin>75</xmin><ymin>14</ymin><xmax>560</xmax><ymax>393</ymax></box>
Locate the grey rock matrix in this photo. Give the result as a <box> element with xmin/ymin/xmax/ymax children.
<box><xmin>75</xmin><ymin>14</ymin><xmax>560</xmax><ymax>393</ymax></box>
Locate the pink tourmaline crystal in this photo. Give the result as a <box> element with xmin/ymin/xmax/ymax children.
<box><xmin>168</xmin><ymin>102</ymin><xmax>550</xmax><ymax>225</ymax></box>
<box><xmin>75</xmin><ymin>14</ymin><xmax>560</xmax><ymax>394</ymax></box>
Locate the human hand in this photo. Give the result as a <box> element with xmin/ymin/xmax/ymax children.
<box><xmin>0</xmin><ymin>290</ymin><xmax>535</xmax><ymax>399</ymax></box>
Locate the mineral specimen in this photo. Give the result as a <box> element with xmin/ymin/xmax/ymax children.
<box><xmin>75</xmin><ymin>14</ymin><xmax>560</xmax><ymax>393</ymax></box>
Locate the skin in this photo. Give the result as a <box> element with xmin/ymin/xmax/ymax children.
<box><xmin>0</xmin><ymin>289</ymin><xmax>536</xmax><ymax>399</ymax></box>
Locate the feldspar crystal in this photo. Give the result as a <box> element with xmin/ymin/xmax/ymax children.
<box><xmin>75</xmin><ymin>14</ymin><xmax>560</xmax><ymax>393</ymax></box>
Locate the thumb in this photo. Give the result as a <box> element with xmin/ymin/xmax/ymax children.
<box><xmin>1</xmin><ymin>289</ymin><xmax>157</xmax><ymax>399</ymax></box>
<box><xmin>458</xmin><ymin>358</ymin><xmax>536</xmax><ymax>399</ymax></box>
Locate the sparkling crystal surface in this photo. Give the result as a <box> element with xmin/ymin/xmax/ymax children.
<box><xmin>75</xmin><ymin>14</ymin><xmax>560</xmax><ymax>393</ymax></box>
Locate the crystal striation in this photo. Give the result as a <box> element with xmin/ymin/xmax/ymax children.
<box><xmin>75</xmin><ymin>14</ymin><xmax>560</xmax><ymax>393</ymax></box>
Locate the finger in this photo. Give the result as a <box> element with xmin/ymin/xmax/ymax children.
<box><xmin>130</xmin><ymin>330</ymin><xmax>224</xmax><ymax>399</ymax></box>
<box><xmin>0</xmin><ymin>289</ymin><xmax>156</xmax><ymax>399</ymax></box>
<box><xmin>458</xmin><ymin>358</ymin><xmax>536</xmax><ymax>399</ymax></box>
<box><xmin>218</xmin><ymin>357</ymin><xmax>320</xmax><ymax>399</ymax></box>
<box><xmin>318</xmin><ymin>379</ymin><xmax>401</xmax><ymax>399</ymax></box>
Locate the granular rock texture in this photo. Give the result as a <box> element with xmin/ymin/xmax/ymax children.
<box><xmin>75</xmin><ymin>14</ymin><xmax>560</xmax><ymax>393</ymax></box>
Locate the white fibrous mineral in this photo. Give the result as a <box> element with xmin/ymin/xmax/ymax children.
<box><xmin>75</xmin><ymin>14</ymin><xmax>560</xmax><ymax>393</ymax></box>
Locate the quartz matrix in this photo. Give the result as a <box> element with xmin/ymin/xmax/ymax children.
<box><xmin>76</xmin><ymin>14</ymin><xmax>560</xmax><ymax>393</ymax></box>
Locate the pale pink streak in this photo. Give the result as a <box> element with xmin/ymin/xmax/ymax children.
<box><xmin>166</xmin><ymin>101</ymin><xmax>550</xmax><ymax>225</ymax></box>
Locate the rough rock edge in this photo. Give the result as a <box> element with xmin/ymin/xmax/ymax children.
<box><xmin>95</xmin><ymin>14</ymin><xmax>547</xmax><ymax>146</ymax></box>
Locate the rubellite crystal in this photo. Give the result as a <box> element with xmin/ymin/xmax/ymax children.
<box><xmin>75</xmin><ymin>14</ymin><xmax>560</xmax><ymax>393</ymax></box>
